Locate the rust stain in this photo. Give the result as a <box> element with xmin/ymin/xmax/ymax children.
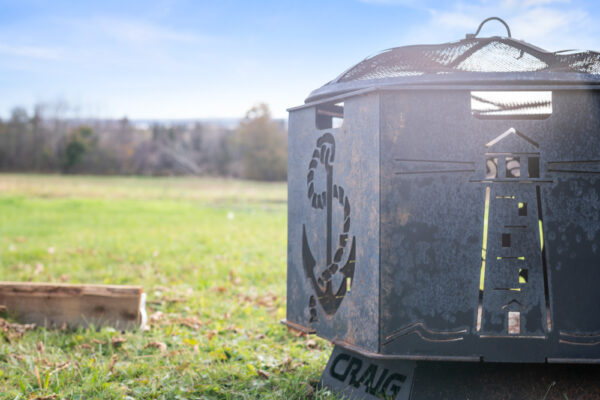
<box><xmin>398</xmin><ymin>211</ymin><xmax>410</xmax><ymax>226</ymax></box>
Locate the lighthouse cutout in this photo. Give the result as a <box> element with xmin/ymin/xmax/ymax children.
<box><xmin>475</xmin><ymin>127</ymin><xmax>551</xmax><ymax>338</ymax></box>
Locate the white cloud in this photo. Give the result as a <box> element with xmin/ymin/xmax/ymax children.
<box><xmin>357</xmin><ymin>0</ymin><xmax>420</xmax><ymax>4</ymax></box>
<box><xmin>429</xmin><ymin>11</ymin><xmax>481</xmax><ymax>30</ymax></box>
<box><xmin>30</xmin><ymin>15</ymin><xmax>222</xmax><ymax>74</ymax></box>
<box><xmin>522</xmin><ymin>0</ymin><xmax>570</xmax><ymax>6</ymax></box>
<box><xmin>57</xmin><ymin>16</ymin><xmax>208</xmax><ymax>48</ymax></box>
<box><xmin>0</xmin><ymin>43</ymin><xmax>61</xmax><ymax>60</ymax></box>
<box><xmin>93</xmin><ymin>17</ymin><xmax>203</xmax><ymax>44</ymax></box>
<box><xmin>399</xmin><ymin>0</ymin><xmax>600</xmax><ymax>51</ymax></box>
<box><xmin>510</xmin><ymin>7</ymin><xmax>588</xmax><ymax>43</ymax></box>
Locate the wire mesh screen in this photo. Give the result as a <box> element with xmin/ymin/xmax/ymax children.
<box><xmin>335</xmin><ymin>38</ymin><xmax>600</xmax><ymax>83</ymax></box>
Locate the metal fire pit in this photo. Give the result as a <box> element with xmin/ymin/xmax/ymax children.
<box><xmin>284</xmin><ymin>17</ymin><xmax>600</xmax><ymax>399</ymax></box>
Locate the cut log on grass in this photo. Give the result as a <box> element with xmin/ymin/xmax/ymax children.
<box><xmin>0</xmin><ymin>282</ymin><xmax>146</xmax><ymax>330</ymax></box>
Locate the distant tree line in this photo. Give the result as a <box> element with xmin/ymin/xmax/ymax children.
<box><xmin>0</xmin><ymin>103</ymin><xmax>287</xmax><ymax>181</ymax></box>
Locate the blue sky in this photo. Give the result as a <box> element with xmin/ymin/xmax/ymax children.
<box><xmin>1</xmin><ymin>0</ymin><xmax>600</xmax><ymax>119</ymax></box>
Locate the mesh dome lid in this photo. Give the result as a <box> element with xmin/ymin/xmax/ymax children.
<box><xmin>306</xmin><ymin>17</ymin><xmax>600</xmax><ymax>102</ymax></box>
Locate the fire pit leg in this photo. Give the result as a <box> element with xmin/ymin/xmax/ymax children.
<box><xmin>319</xmin><ymin>345</ymin><xmax>415</xmax><ymax>400</ymax></box>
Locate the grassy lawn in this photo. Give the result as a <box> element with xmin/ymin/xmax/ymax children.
<box><xmin>0</xmin><ymin>174</ymin><xmax>334</xmax><ymax>399</ymax></box>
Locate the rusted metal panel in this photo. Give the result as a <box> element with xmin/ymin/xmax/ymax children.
<box><xmin>287</xmin><ymin>93</ymin><xmax>380</xmax><ymax>352</ymax></box>
<box><xmin>409</xmin><ymin>361</ymin><xmax>600</xmax><ymax>400</ymax></box>
<box><xmin>543</xmin><ymin>91</ymin><xmax>600</xmax><ymax>360</ymax></box>
<box><xmin>376</xmin><ymin>89</ymin><xmax>600</xmax><ymax>362</ymax></box>
<box><xmin>289</xmin><ymin>88</ymin><xmax>600</xmax><ymax>362</ymax></box>
<box><xmin>379</xmin><ymin>90</ymin><xmax>483</xmax><ymax>359</ymax></box>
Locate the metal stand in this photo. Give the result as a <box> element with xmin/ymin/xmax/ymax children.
<box><xmin>320</xmin><ymin>345</ymin><xmax>600</xmax><ymax>400</ymax></box>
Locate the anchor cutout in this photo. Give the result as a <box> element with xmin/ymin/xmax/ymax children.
<box><xmin>302</xmin><ymin>133</ymin><xmax>356</xmax><ymax>316</ymax></box>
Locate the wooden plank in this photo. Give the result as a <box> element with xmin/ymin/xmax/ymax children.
<box><xmin>0</xmin><ymin>282</ymin><xmax>144</xmax><ymax>330</ymax></box>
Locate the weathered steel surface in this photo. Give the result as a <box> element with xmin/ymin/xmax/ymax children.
<box><xmin>287</xmin><ymin>93</ymin><xmax>380</xmax><ymax>351</ymax></box>
<box><xmin>378</xmin><ymin>89</ymin><xmax>600</xmax><ymax>361</ymax></box>
<box><xmin>409</xmin><ymin>360</ymin><xmax>600</xmax><ymax>399</ymax></box>
<box><xmin>288</xmin><ymin>89</ymin><xmax>600</xmax><ymax>362</ymax></box>
<box><xmin>379</xmin><ymin>90</ymin><xmax>481</xmax><ymax>360</ymax></box>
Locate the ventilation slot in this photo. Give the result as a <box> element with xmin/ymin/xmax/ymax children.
<box><xmin>471</xmin><ymin>91</ymin><xmax>552</xmax><ymax>119</ymax></box>
<box><xmin>502</xmin><ymin>233</ymin><xmax>511</xmax><ymax>248</ymax></box>
<box><xmin>476</xmin><ymin>186</ymin><xmax>491</xmax><ymax>332</ymax></box>
<box><xmin>316</xmin><ymin>102</ymin><xmax>344</xmax><ymax>130</ymax></box>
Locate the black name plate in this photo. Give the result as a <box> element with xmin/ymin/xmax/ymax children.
<box><xmin>320</xmin><ymin>345</ymin><xmax>415</xmax><ymax>400</ymax></box>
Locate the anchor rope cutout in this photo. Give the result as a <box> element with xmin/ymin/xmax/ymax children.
<box><xmin>302</xmin><ymin>132</ymin><xmax>356</xmax><ymax>320</ymax></box>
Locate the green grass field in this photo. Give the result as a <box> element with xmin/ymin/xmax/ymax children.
<box><xmin>0</xmin><ymin>174</ymin><xmax>335</xmax><ymax>399</ymax></box>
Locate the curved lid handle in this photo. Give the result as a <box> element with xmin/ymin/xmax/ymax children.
<box><xmin>466</xmin><ymin>17</ymin><xmax>512</xmax><ymax>39</ymax></box>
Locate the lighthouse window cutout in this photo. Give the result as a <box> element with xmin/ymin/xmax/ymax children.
<box><xmin>486</xmin><ymin>157</ymin><xmax>499</xmax><ymax>178</ymax></box>
<box><xmin>486</xmin><ymin>155</ymin><xmax>541</xmax><ymax>180</ymax></box>
<box><xmin>482</xmin><ymin>128</ymin><xmax>542</xmax><ymax>181</ymax></box>
<box><xmin>506</xmin><ymin>157</ymin><xmax>520</xmax><ymax>178</ymax></box>
<box><xmin>528</xmin><ymin>157</ymin><xmax>540</xmax><ymax>178</ymax></box>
